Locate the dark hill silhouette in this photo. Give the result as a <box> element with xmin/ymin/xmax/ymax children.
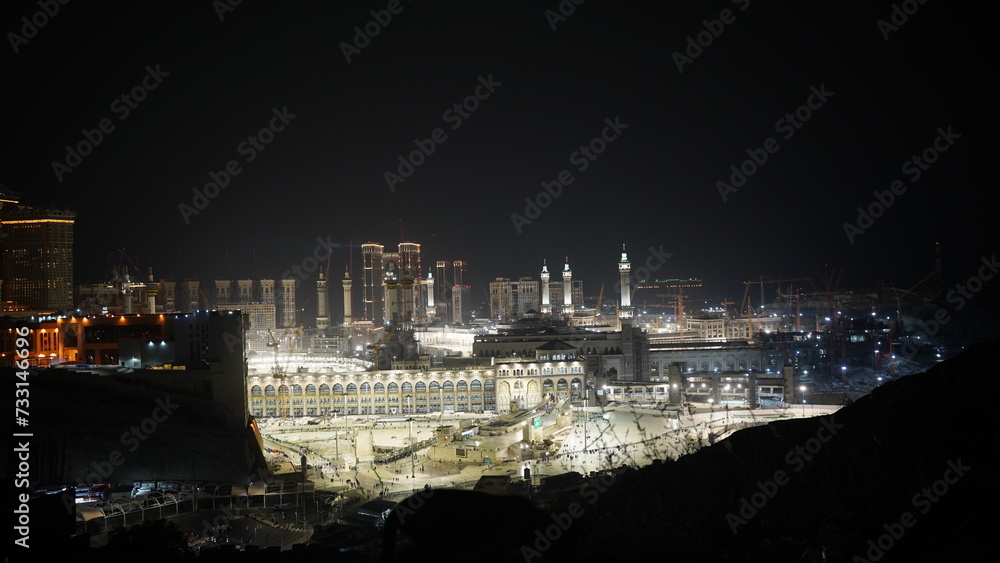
<box><xmin>381</xmin><ymin>488</ymin><xmax>578</xmax><ymax>562</ymax></box>
<box><xmin>572</xmin><ymin>339</ymin><xmax>1000</xmax><ymax>562</ymax></box>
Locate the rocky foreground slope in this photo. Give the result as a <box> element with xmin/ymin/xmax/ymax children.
<box><xmin>563</xmin><ymin>340</ymin><xmax>999</xmax><ymax>562</ymax></box>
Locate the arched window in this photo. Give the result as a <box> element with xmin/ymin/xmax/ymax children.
<box><xmin>333</xmin><ymin>384</ymin><xmax>344</xmax><ymax>393</ymax></box>
<box><xmin>429</xmin><ymin>381</ymin><xmax>440</xmax><ymax>391</ymax></box>
<box><xmin>470</xmin><ymin>380</ymin><xmax>481</xmax><ymax>390</ymax></box>
<box><xmin>374</xmin><ymin>383</ymin><xmax>384</xmax><ymax>392</ymax></box>
<box><xmin>319</xmin><ymin>384</ymin><xmax>330</xmax><ymax>393</ymax></box>
<box><xmin>278</xmin><ymin>385</ymin><xmax>289</xmax><ymax>394</ymax></box>
<box><xmin>456</xmin><ymin>380</ymin><xmax>467</xmax><ymax>391</ymax></box>
<box><xmin>402</xmin><ymin>382</ymin><xmax>413</xmax><ymax>392</ymax></box>
<box><xmin>443</xmin><ymin>381</ymin><xmax>454</xmax><ymax>391</ymax></box>
<box><xmin>388</xmin><ymin>382</ymin><xmax>398</xmax><ymax>392</ymax></box>
<box><xmin>415</xmin><ymin>381</ymin><xmax>426</xmax><ymax>391</ymax></box>
<box><xmin>251</xmin><ymin>385</ymin><xmax>262</xmax><ymax>395</ymax></box>
<box><xmin>347</xmin><ymin>383</ymin><xmax>357</xmax><ymax>392</ymax></box>
<box><xmin>305</xmin><ymin>384</ymin><xmax>316</xmax><ymax>394</ymax></box>
<box><xmin>360</xmin><ymin>383</ymin><xmax>370</xmax><ymax>392</ymax></box>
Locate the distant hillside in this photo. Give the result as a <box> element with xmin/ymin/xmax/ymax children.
<box><xmin>565</xmin><ymin>339</ymin><xmax>1000</xmax><ymax>562</ymax></box>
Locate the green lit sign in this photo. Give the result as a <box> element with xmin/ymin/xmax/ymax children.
<box><xmin>532</xmin><ymin>417</ymin><xmax>541</xmax><ymax>428</ymax></box>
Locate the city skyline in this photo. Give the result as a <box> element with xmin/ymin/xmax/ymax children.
<box><xmin>3</xmin><ymin>1</ymin><xmax>992</xmax><ymax>309</ymax></box>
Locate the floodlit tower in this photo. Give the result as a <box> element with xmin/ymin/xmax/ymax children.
<box><xmin>540</xmin><ymin>260</ymin><xmax>551</xmax><ymax>316</ymax></box>
<box><xmin>342</xmin><ymin>266</ymin><xmax>353</xmax><ymax>326</ymax></box>
<box><xmin>618</xmin><ymin>245</ymin><xmax>634</xmax><ymax>327</ymax></box>
<box><xmin>362</xmin><ymin>242</ymin><xmax>384</xmax><ymax>323</ymax></box>
<box><xmin>146</xmin><ymin>268</ymin><xmax>158</xmax><ymax>313</ymax></box>
<box><xmin>316</xmin><ymin>269</ymin><xmax>329</xmax><ymax>334</ymax></box>
<box><xmin>562</xmin><ymin>257</ymin><xmax>573</xmax><ymax>317</ymax></box>
<box><xmin>123</xmin><ymin>269</ymin><xmax>134</xmax><ymax>314</ymax></box>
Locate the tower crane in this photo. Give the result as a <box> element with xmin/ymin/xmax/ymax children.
<box><xmin>367</xmin><ymin>312</ymin><xmax>410</xmax><ymax>370</ymax></box>
<box><xmin>594</xmin><ymin>283</ymin><xmax>605</xmax><ymax>318</ymax></box>
<box><xmin>740</xmin><ymin>276</ymin><xmax>813</xmax><ymax>314</ymax></box>
<box><xmin>266</xmin><ymin>298</ymin><xmax>311</xmax><ymax>381</ymax></box>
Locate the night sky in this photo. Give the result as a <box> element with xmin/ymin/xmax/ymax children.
<box><xmin>3</xmin><ymin>1</ymin><xmax>993</xmax><ymax>310</ymax></box>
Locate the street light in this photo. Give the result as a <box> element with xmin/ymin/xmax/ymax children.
<box><xmin>405</xmin><ymin>395</ymin><xmax>415</xmax><ymax>478</ymax></box>
<box><xmin>799</xmin><ymin>385</ymin><xmax>807</xmax><ymax>416</ymax></box>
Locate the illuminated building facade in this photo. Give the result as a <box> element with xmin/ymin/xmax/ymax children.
<box><xmin>245</xmin><ymin>343</ymin><xmax>586</xmax><ymax>417</ymax></box>
<box><xmin>0</xmin><ymin>312</ymin><xmax>251</xmax><ymax>426</ymax></box>
<box><xmin>489</xmin><ymin>277</ymin><xmax>540</xmax><ymax>322</ymax></box>
<box><xmin>0</xmin><ymin>201</ymin><xmax>76</xmax><ymax>312</ymax></box>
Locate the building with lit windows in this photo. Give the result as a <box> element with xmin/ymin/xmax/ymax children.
<box><xmin>217</xmin><ymin>303</ymin><xmax>276</xmax><ymax>353</ymax></box>
<box><xmin>0</xmin><ymin>197</ymin><xmax>76</xmax><ymax>313</ymax></box>
<box><xmin>245</xmin><ymin>340</ymin><xmax>588</xmax><ymax>418</ymax></box>
<box><xmin>489</xmin><ymin>277</ymin><xmax>539</xmax><ymax>322</ymax></box>
<box><xmin>0</xmin><ymin>310</ymin><xmax>250</xmax><ymax>428</ymax></box>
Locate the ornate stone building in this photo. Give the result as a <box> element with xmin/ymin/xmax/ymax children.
<box><xmin>246</xmin><ymin>341</ymin><xmax>587</xmax><ymax>417</ymax></box>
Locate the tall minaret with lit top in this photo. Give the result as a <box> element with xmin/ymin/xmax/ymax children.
<box><xmin>618</xmin><ymin>245</ymin><xmax>633</xmax><ymax>329</ymax></box>
<box><xmin>562</xmin><ymin>257</ymin><xmax>573</xmax><ymax>317</ymax></box>
<box><xmin>540</xmin><ymin>260</ymin><xmax>551</xmax><ymax>316</ymax></box>
<box><xmin>342</xmin><ymin>266</ymin><xmax>353</xmax><ymax>326</ymax></box>
<box><xmin>316</xmin><ymin>269</ymin><xmax>330</xmax><ymax>335</ymax></box>
<box><xmin>426</xmin><ymin>271</ymin><xmax>435</xmax><ymax>321</ymax></box>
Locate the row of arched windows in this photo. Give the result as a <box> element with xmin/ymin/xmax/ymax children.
<box><xmin>251</xmin><ymin>379</ymin><xmax>495</xmax><ymax>396</ymax></box>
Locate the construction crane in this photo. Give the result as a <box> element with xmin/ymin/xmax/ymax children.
<box><xmin>721</xmin><ymin>298</ymin><xmax>736</xmax><ymax>317</ymax></box>
<box><xmin>655</xmin><ymin>289</ymin><xmax>686</xmax><ymax>339</ymax></box>
<box><xmin>266</xmin><ymin>298</ymin><xmax>310</xmax><ymax>381</ymax></box>
<box><xmin>266</xmin><ymin>329</ymin><xmax>285</xmax><ymax>379</ymax></box>
<box><xmin>367</xmin><ymin>312</ymin><xmax>410</xmax><ymax>370</ymax></box>
<box><xmin>740</xmin><ymin>276</ymin><xmax>813</xmax><ymax>314</ymax></box>
<box><xmin>267</xmin><ymin>299</ymin><xmax>311</xmax><ymax>418</ymax></box>
<box><xmin>594</xmin><ymin>283</ymin><xmax>605</xmax><ymax>317</ymax></box>
<box><xmin>115</xmin><ymin>248</ymin><xmax>155</xmax><ymax>314</ymax></box>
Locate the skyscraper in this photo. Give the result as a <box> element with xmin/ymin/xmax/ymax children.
<box><xmin>453</xmin><ymin>260</ymin><xmax>467</xmax><ymax>286</ymax></box>
<box><xmin>362</xmin><ymin>242</ymin><xmax>385</xmax><ymax>323</ymax></box>
<box><xmin>435</xmin><ymin>260</ymin><xmax>452</xmax><ymax>305</ymax></box>
<box><xmin>280</xmin><ymin>278</ymin><xmax>296</xmax><ymax>328</ymax></box>
<box><xmin>398</xmin><ymin>242</ymin><xmax>422</xmax><ymax>322</ymax></box>
<box><xmin>452</xmin><ymin>284</ymin><xmax>472</xmax><ymax>325</ymax></box>
<box><xmin>0</xmin><ymin>196</ymin><xmax>76</xmax><ymax>312</ymax></box>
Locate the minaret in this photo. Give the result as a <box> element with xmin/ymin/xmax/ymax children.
<box><xmin>562</xmin><ymin>257</ymin><xmax>573</xmax><ymax>317</ymax></box>
<box><xmin>146</xmin><ymin>267</ymin><xmax>157</xmax><ymax>314</ymax></box>
<box><xmin>316</xmin><ymin>270</ymin><xmax>329</xmax><ymax>335</ymax></box>
<box><xmin>618</xmin><ymin>245</ymin><xmax>634</xmax><ymax>328</ymax></box>
<box><xmin>426</xmin><ymin>272</ymin><xmax>436</xmax><ymax>322</ymax></box>
<box><xmin>342</xmin><ymin>266</ymin><xmax>353</xmax><ymax>326</ymax></box>
<box><xmin>123</xmin><ymin>269</ymin><xmax>134</xmax><ymax>314</ymax></box>
<box><xmin>540</xmin><ymin>260</ymin><xmax>551</xmax><ymax>316</ymax></box>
